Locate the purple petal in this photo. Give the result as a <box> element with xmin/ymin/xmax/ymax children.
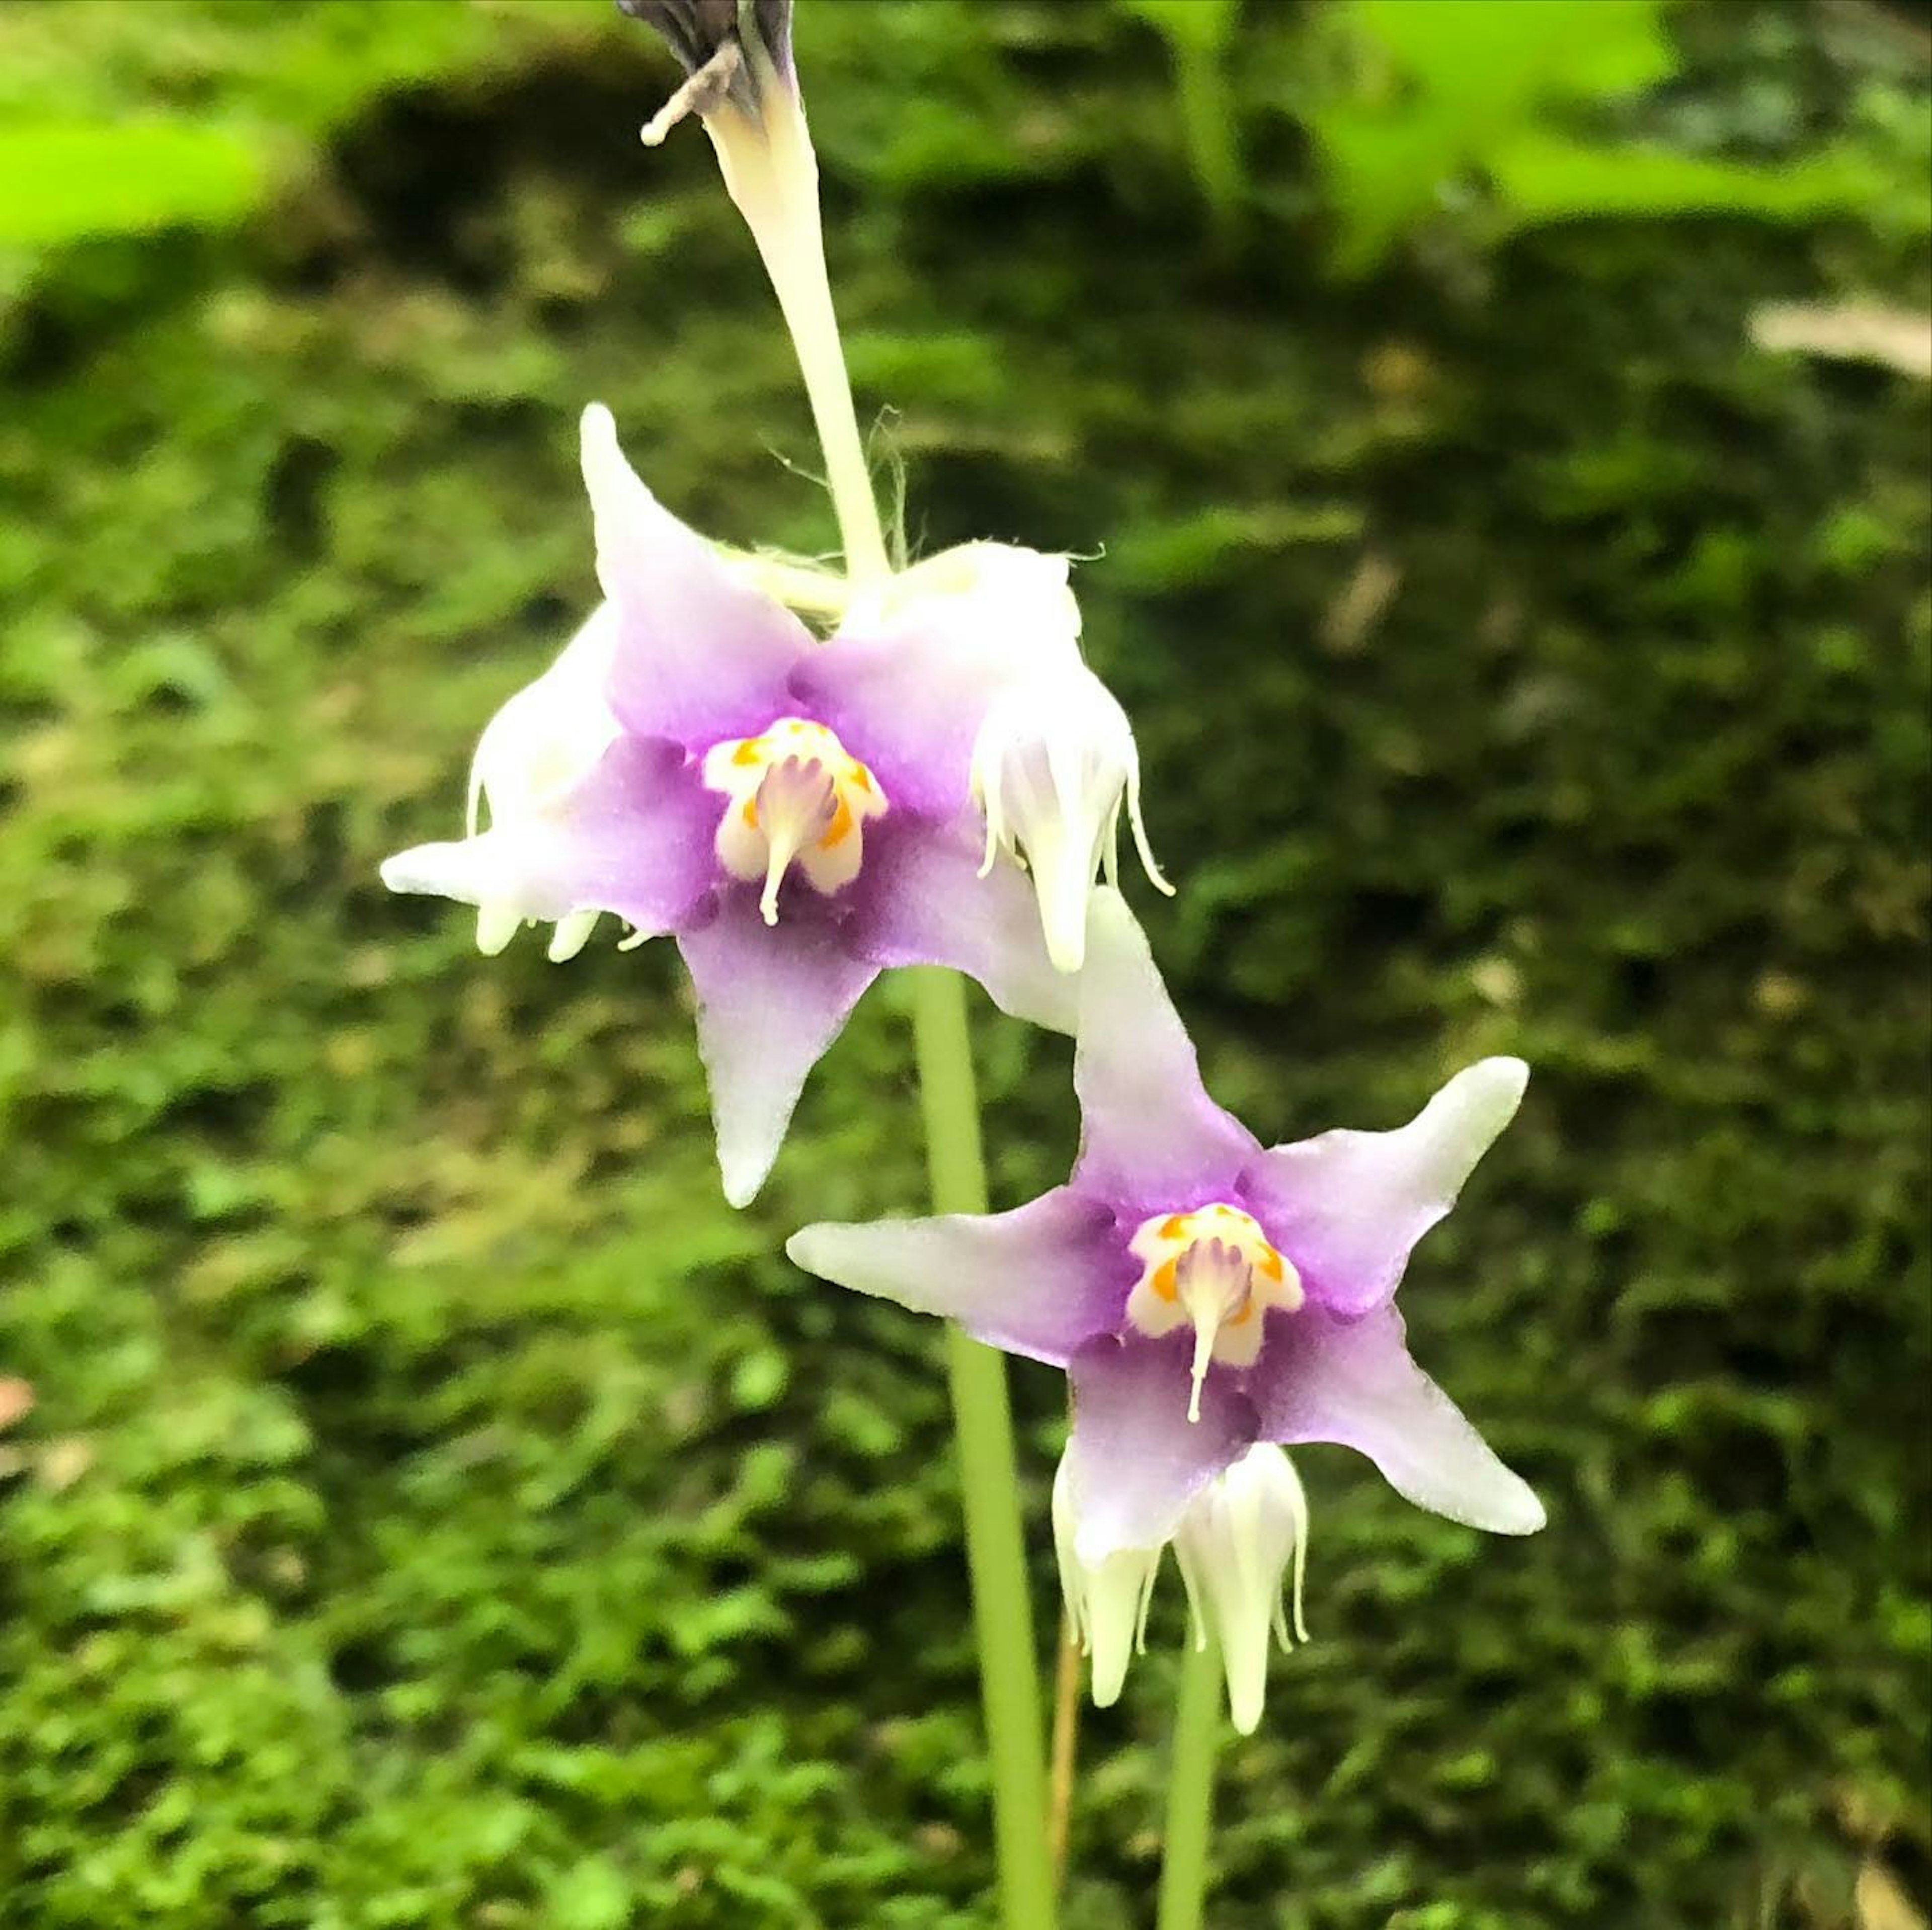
<box><xmin>791</xmin><ymin>634</ymin><xmax>982</xmax><ymax>819</ymax></box>
<box><xmin>1250</xmin><ymin>1305</ymin><xmax>1544</xmax><ymax>1534</ymax></box>
<box><xmin>380</xmin><ymin>737</ymin><xmax>716</xmax><ymax>938</ymax></box>
<box><xmin>852</xmin><ymin>817</ymin><xmax>1078</xmax><ymax>1034</ymax></box>
<box><xmin>1064</xmin><ymin>1333</ymin><xmax>1258</xmax><ymax>1564</ymax></box>
<box><xmin>790</xmin><ymin>546</ymin><xmax>1082</xmax><ymax>819</ymax></box>
<box><xmin>1071</xmin><ymin>888</ymin><xmax>1258</xmax><ymax>1209</ymax></box>
<box><xmin>677</xmin><ymin>894</ymin><xmax>879</xmax><ymax>1206</ymax></box>
<box><xmin>1241</xmin><ymin>1058</ymin><xmax>1528</xmax><ymax>1316</ymax></box>
<box><xmin>786</xmin><ymin>1188</ymin><xmax>1125</xmax><ymax>1366</ymax></box>
<box><xmin>580</xmin><ymin>405</ymin><xmax>810</xmax><ymax>747</ymax></box>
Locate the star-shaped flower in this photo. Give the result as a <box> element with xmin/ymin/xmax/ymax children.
<box><xmin>789</xmin><ymin>887</ymin><xmax>1543</xmax><ymax>1713</ymax></box>
<box><xmin>382</xmin><ymin>405</ymin><xmax>1084</xmax><ymax>1205</ymax></box>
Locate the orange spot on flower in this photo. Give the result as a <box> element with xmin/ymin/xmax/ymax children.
<box><xmin>820</xmin><ymin>797</ymin><xmax>853</xmax><ymax>850</ymax></box>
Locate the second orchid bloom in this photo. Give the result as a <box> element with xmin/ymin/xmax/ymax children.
<box><xmin>381</xmin><ymin>405</ymin><xmax>1161</xmax><ymax>1204</ymax></box>
<box><xmin>789</xmin><ymin>887</ymin><xmax>1544</xmax><ymax>1731</ymax></box>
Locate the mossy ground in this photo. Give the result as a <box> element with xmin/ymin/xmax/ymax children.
<box><xmin>0</xmin><ymin>3</ymin><xmax>1926</xmax><ymax>1925</ymax></box>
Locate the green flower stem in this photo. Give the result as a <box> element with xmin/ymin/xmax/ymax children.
<box><xmin>911</xmin><ymin>966</ymin><xmax>1058</xmax><ymax>1930</ymax></box>
<box><xmin>1155</xmin><ymin>1633</ymin><xmax>1223</xmax><ymax>1930</ymax></box>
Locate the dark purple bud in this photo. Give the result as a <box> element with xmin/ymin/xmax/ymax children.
<box><xmin>617</xmin><ymin>0</ymin><xmax>794</xmax><ymax>124</ymax></box>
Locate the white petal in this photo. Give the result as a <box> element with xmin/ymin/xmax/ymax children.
<box><xmin>1174</xmin><ymin>1445</ymin><xmax>1309</xmax><ymax>1735</ymax></box>
<box><xmin>1053</xmin><ymin>1452</ymin><xmax>1164</xmax><ymax>1708</ymax></box>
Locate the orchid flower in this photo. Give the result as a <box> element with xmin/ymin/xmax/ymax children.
<box><xmin>789</xmin><ymin>886</ymin><xmax>1544</xmax><ymax>1724</ymax></box>
<box><xmin>382</xmin><ymin>405</ymin><xmax>1080</xmax><ymax>1206</ymax></box>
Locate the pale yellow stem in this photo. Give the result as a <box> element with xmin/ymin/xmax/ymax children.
<box><xmin>707</xmin><ymin>80</ymin><xmax>890</xmax><ymax>582</ymax></box>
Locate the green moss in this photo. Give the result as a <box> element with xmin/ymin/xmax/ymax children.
<box><xmin>0</xmin><ymin>1</ymin><xmax>1925</xmax><ymax>1925</ymax></box>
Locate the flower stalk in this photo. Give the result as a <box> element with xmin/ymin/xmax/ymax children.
<box><xmin>631</xmin><ymin>0</ymin><xmax>888</xmax><ymax>581</ymax></box>
<box><xmin>1154</xmin><ymin>1631</ymin><xmax>1223</xmax><ymax>1930</ymax></box>
<box><xmin>914</xmin><ymin>967</ymin><xmax>1059</xmax><ymax>1930</ymax></box>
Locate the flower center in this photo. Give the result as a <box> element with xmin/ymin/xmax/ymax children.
<box><xmin>1124</xmin><ymin>1204</ymin><xmax>1303</xmax><ymax>1422</ymax></box>
<box><xmin>701</xmin><ymin>717</ymin><xmax>888</xmax><ymax>926</ymax></box>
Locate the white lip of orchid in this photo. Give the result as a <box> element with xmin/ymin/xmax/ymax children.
<box><xmin>701</xmin><ymin>716</ymin><xmax>888</xmax><ymax>925</ymax></box>
<box><xmin>465</xmin><ymin>609</ymin><xmax>621</xmax><ymax>962</ymax></box>
<box><xmin>1124</xmin><ymin>1204</ymin><xmax>1304</xmax><ymax>1422</ymax></box>
<box><xmin>1052</xmin><ymin>1455</ymin><xmax>1164</xmax><ymax>1709</ymax></box>
<box><xmin>1174</xmin><ymin>1445</ymin><xmax>1311</xmax><ymax>1735</ymax></box>
<box><xmin>969</xmin><ymin>665</ymin><xmax>1171</xmax><ymax>974</ymax></box>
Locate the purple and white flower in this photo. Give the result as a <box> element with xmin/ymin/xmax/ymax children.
<box><xmin>382</xmin><ymin>404</ymin><xmax>1084</xmax><ymax>1206</ymax></box>
<box><xmin>788</xmin><ymin>886</ymin><xmax>1544</xmax><ymax>1718</ymax></box>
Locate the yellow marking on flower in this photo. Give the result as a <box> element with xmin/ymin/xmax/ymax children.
<box><xmin>701</xmin><ymin>716</ymin><xmax>889</xmax><ymax>925</ymax></box>
<box><xmin>1124</xmin><ymin>1203</ymin><xmax>1303</xmax><ymax>1422</ymax></box>
<box><xmin>820</xmin><ymin>795</ymin><xmax>854</xmax><ymax>850</ymax></box>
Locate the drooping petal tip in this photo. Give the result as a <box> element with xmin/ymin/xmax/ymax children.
<box><xmin>1174</xmin><ymin>1444</ymin><xmax>1311</xmax><ymax>1734</ymax></box>
<box><xmin>679</xmin><ymin>904</ymin><xmax>879</xmax><ymax>1207</ymax></box>
<box><xmin>1053</xmin><ymin>1452</ymin><xmax>1163</xmax><ymax>1709</ymax></box>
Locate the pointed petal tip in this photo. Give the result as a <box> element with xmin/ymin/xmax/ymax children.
<box><xmin>1467</xmin><ymin>1053</ymin><xmax>1531</xmax><ymax>1112</ymax></box>
<box><xmin>1438</xmin><ymin>1464</ymin><xmax>1545</xmax><ymax>1536</ymax></box>
<box><xmin>580</xmin><ymin>399</ymin><xmax>616</xmax><ymax>448</ymax></box>
<box><xmin>1043</xmin><ymin>923</ymin><xmax>1086</xmax><ymax>975</ymax></box>
<box><xmin>1490</xmin><ymin>1479</ymin><xmax>1548</xmax><ymax>1537</ymax></box>
<box><xmin>579</xmin><ymin>402</ymin><xmax>645</xmax><ymax>512</ymax></box>
<box><xmin>475</xmin><ymin>903</ymin><xmax>519</xmax><ymax>956</ymax></box>
<box><xmin>379</xmin><ymin>845</ymin><xmax>456</xmax><ymax>899</ymax></box>
<box><xmin>1441</xmin><ymin>1054</ymin><xmax>1531</xmax><ymax>1173</ymax></box>
<box><xmin>783</xmin><ymin>1224</ymin><xmax>827</xmax><ymax>1273</ymax></box>
<box><xmin>719</xmin><ymin>1157</ymin><xmax>766</xmax><ymax>1210</ymax></box>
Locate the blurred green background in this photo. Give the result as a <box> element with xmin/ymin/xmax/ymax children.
<box><xmin>1</xmin><ymin>1</ymin><xmax>1927</xmax><ymax>1924</ymax></box>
